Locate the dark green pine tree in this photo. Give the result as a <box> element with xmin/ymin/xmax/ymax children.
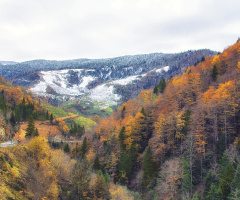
<box><xmin>159</xmin><ymin>79</ymin><xmax>166</xmax><ymax>93</ymax></box>
<box><xmin>182</xmin><ymin>109</ymin><xmax>191</xmax><ymax>135</ymax></box>
<box><xmin>219</xmin><ymin>163</ymin><xmax>235</xmax><ymax>199</ymax></box>
<box><xmin>50</xmin><ymin>113</ymin><xmax>53</xmax><ymax>124</ymax></box>
<box><xmin>10</xmin><ymin>112</ymin><xmax>16</xmax><ymax>126</ymax></box>
<box><xmin>194</xmin><ymin>60</ymin><xmax>200</xmax><ymax>66</ymax></box>
<box><xmin>93</xmin><ymin>155</ymin><xmax>101</xmax><ymax>171</ymax></box>
<box><xmin>118</xmin><ymin>151</ymin><xmax>132</xmax><ymax>183</ymax></box>
<box><xmin>21</xmin><ymin>98</ymin><xmax>27</xmax><ymax>121</ymax></box>
<box><xmin>219</xmin><ymin>152</ymin><xmax>230</xmax><ymax>178</ymax></box>
<box><xmin>14</xmin><ymin>110</ymin><xmax>21</xmax><ymax>123</ymax></box>
<box><xmin>64</xmin><ymin>143</ymin><xmax>70</xmax><ymax>153</ymax></box>
<box><xmin>153</xmin><ymin>79</ymin><xmax>166</xmax><ymax>94</ymax></box>
<box><xmin>212</xmin><ymin>65</ymin><xmax>218</xmax><ymax>81</ymax></box>
<box><xmin>140</xmin><ymin>107</ymin><xmax>146</xmax><ymax>116</ymax></box>
<box><xmin>25</xmin><ymin>116</ymin><xmax>36</xmax><ymax>138</ymax></box>
<box><xmin>81</xmin><ymin>137</ymin><xmax>87</xmax><ymax>156</ymax></box>
<box><xmin>201</xmin><ymin>56</ymin><xmax>206</xmax><ymax>62</ymax></box>
<box><xmin>181</xmin><ymin>157</ymin><xmax>194</xmax><ymax>194</ymax></box>
<box><xmin>153</xmin><ymin>85</ymin><xmax>158</xmax><ymax>94</ymax></box>
<box><xmin>206</xmin><ymin>183</ymin><xmax>222</xmax><ymax>200</ymax></box>
<box><xmin>121</xmin><ymin>106</ymin><xmax>126</xmax><ymax>119</ymax></box>
<box><xmin>129</xmin><ymin>143</ymin><xmax>137</xmax><ymax>166</ymax></box>
<box><xmin>203</xmin><ymin>170</ymin><xmax>218</xmax><ymax>198</ymax></box>
<box><xmin>0</xmin><ymin>92</ymin><xmax>7</xmax><ymax>116</ymax></box>
<box><xmin>142</xmin><ymin>146</ymin><xmax>158</xmax><ymax>189</ymax></box>
<box><xmin>229</xmin><ymin>165</ymin><xmax>240</xmax><ymax>199</ymax></box>
<box><xmin>118</xmin><ymin>126</ymin><xmax>126</xmax><ymax>152</ymax></box>
<box><xmin>118</xmin><ymin>143</ymin><xmax>137</xmax><ymax>183</ymax></box>
<box><xmin>74</xmin><ymin>124</ymin><xmax>77</xmax><ymax>134</ymax></box>
<box><xmin>34</xmin><ymin>128</ymin><xmax>39</xmax><ymax>137</ymax></box>
<box><xmin>46</xmin><ymin>111</ymin><xmax>49</xmax><ymax>120</ymax></box>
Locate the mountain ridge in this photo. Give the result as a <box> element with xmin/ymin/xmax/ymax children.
<box><xmin>0</xmin><ymin>49</ymin><xmax>216</xmax><ymax>81</ymax></box>
<box><xmin>0</xmin><ymin>49</ymin><xmax>217</xmax><ymax>114</ymax></box>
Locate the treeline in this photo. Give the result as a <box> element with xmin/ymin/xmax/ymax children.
<box><xmin>69</xmin><ymin>123</ymin><xmax>85</xmax><ymax>137</ymax></box>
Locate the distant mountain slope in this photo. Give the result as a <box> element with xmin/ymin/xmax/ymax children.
<box><xmin>0</xmin><ymin>50</ymin><xmax>216</xmax><ymax>83</ymax></box>
<box><xmin>0</xmin><ymin>50</ymin><xmax>216</xmax><ymax>108</ymax></box>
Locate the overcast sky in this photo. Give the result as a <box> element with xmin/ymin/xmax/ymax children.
<box><xmin>0</xmin><ymin>0</ymin><xmax>239</xmax><ymax>62</ymax></box>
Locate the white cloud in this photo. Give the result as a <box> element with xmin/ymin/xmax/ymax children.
<box><xmin>0</xmin><ymin>0</ymin><xmax>239</xmax><ymax>61</ymax></box>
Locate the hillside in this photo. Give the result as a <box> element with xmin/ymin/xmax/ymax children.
<box><xmin>84</xmin><ymin>39</ymin><xmax>240</xmax><ymax>199</ymax></box>
<box><xmin>1</xmin><ymin>40</ymin><xmax>240</xmax><ymax>199</ymax></box>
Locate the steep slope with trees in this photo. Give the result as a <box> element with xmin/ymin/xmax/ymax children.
<box><xmin>1</xmin><ymin>40</ymin><xmax>240</xmax><ymax>199</ymax></box>
<box><xmin>84</xmin><ymin>39</ymin><xmax>240</xmax><ymax>199</ymax></box>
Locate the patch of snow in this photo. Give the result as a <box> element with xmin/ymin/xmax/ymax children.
<box><xmin>31</xmin><ymin>81</ymin><xmax>47</xmax><ymax>93</ymax></box>
<box><xmin>141</xmin><ymin>73</ymin><xmax>148</xmax><ymax>77</ymax></box>
<box><xmin>79</xmin><ymin>76</ymin><xmax>95</xmax><ymax>88</ymax></box>
<box><xmin>156</xmin><ymin>66</ymin><xmax>170</xmax><ymax>73</ymax></box>
<box><xmin>124</xmin><ymin>66</ymin><xmax>133</xmax><ymax>70</ymax></box>
<box><xmin>30</xmin><ymin>69</ymin><xmax>96</xmax><ymax>96</ymax></box>
<box><xmin>105</xmin><ymin>71</ymin><xmax>112</xmax><ymax>78</ymax></box>
<box><xmin>111</xmin><ymin>75</ymin><xmax>141</xmax><ymax>85</ymax></box>
<box><xmin>135</xmin><ymin>67</ymin><xmax>143</xmax><ymax>74</ymax></box>
<box><xmin>86</xmin><ymin>69</ymin><xmax>95</xmax><ymax>72</ymax></box>
<box><xmin>89</xmin><ymin>83</ymin><xmax>121</xmax><ymax>107</ymax></box>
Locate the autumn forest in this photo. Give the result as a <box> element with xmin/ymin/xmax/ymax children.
<box><xmin>1</xmin><ymin>39</ymin><xmax>240</xmax><ymax>199</ymax></box>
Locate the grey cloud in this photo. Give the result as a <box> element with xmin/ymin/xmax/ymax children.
<box><xmin>0</xmin><ymin>0</ymin><xmax>240</xmax><ymax>61</ymax></box>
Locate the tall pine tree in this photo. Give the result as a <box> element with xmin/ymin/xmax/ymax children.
<box><xmin>81</xmin><ymin>137</ymin><xmax>87</xmax><ymax>156</ymax></box>
<box><xmin>212</xmin><ymin>65</ymin><xmax>218</xmax><ymax>81</ymax></box>
<box><xmin>181</xmin><ymin>157</ymin><xmax>194</xmax><ymax>195</ymax></box>
<box><xmin>229</xmin><ymin>165</ymin><xmax>240</xmax><ymax>199</ymax></box>
<box><xmin>93</xmin><ymin>155</ymin><xmax>101</xmax><ymax>171</ymax></box>
<box><xmin>118</xmin><ymin>126</ymin><xmax>126</xmax><ymax>152</ymax></box>
<box><xmin>25</xmin><ymin>116</ymin><xmax>36</xmax><ymax>138</ymax></box>
<box><xmin>142</xmin><ymin>146</ymin><xmax>158</xmax><ymax>189</ymax></box>
<box><xmin>203</xmin><ymin>170</ymin><xmax>218</xmax><ymax>198</ymax></box>
<box><xmin>206</xmin><ymin>183</ymin><xmax>222</xmax><ymax>200</ymax></box>
<box><xmin>50</xmin><ymin>113</ymin><xmax>54</xmax><ymax>124</ymax></box>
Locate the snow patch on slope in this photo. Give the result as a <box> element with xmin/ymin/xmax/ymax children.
<box><xmin>110</xmin><ymin>74</ymin><xmax>146</xmax><ymax>85</ymax></box>
<box><xmin>31</xmin><ymin>69</ymin><xmax>95</xmax><ymax>96</ymax></box>
<box><xmin>111</xmin><ymin>75</ymin><xmax>140</xmax><ymax>85</ymax></box>
<box><xmin>89</xmin><ymin>84</ymin><xmax>121</xmax><ymax>107</ymax></box>
<box><xmin>30</xmin><ymin>65</ymin><xmax>171</xmax><ymax>108</ymax></box>
<box><xmin>156</xmin><ymin>66</ymin><xmax>170</xmax><ymax>73</ymax></box>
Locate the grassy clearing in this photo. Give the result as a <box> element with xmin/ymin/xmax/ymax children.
<box><xmin>65</xmin><ymin>116</ymin><xmax>96</xmax><ymax>132</ymax></box>
<box><xmin>62</xmin><ymin>100</ymin><xmax>114</xmax><ymax>118</ymax></box>
<box><xmin>42</xmin><ymin>103</ymin><xmax>69</xmax><ymax>118</ymax></box>
<box><xmin>72</xmin><ymin>116</ymin><xmax>96</xmax><ymax>131</ymax></box>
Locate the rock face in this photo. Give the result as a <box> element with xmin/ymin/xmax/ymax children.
<box><xmin>0</xmin><ymin>50</ymin><xmax>217</xmax><ymax>107</ymax></box>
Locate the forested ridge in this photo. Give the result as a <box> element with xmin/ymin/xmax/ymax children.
<box><xmin>1</xmin><ymin>40</ymin><xmax>240</xmax><ymax>199</ymax></box>
<box><xmin>84</xmin><ymin>39</ymin><xmax>240</xmax><ymax>199</ymax></box>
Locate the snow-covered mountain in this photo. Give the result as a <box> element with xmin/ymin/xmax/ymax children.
<box><xmin>0</xmin><ymin>50</ymin><xmax>216</xmax><ymax>107</ymax></box>
<box><xmin>30</xmin><ymin>67</ymin><xmax>168</xmax><ymax>107</ymax></box>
